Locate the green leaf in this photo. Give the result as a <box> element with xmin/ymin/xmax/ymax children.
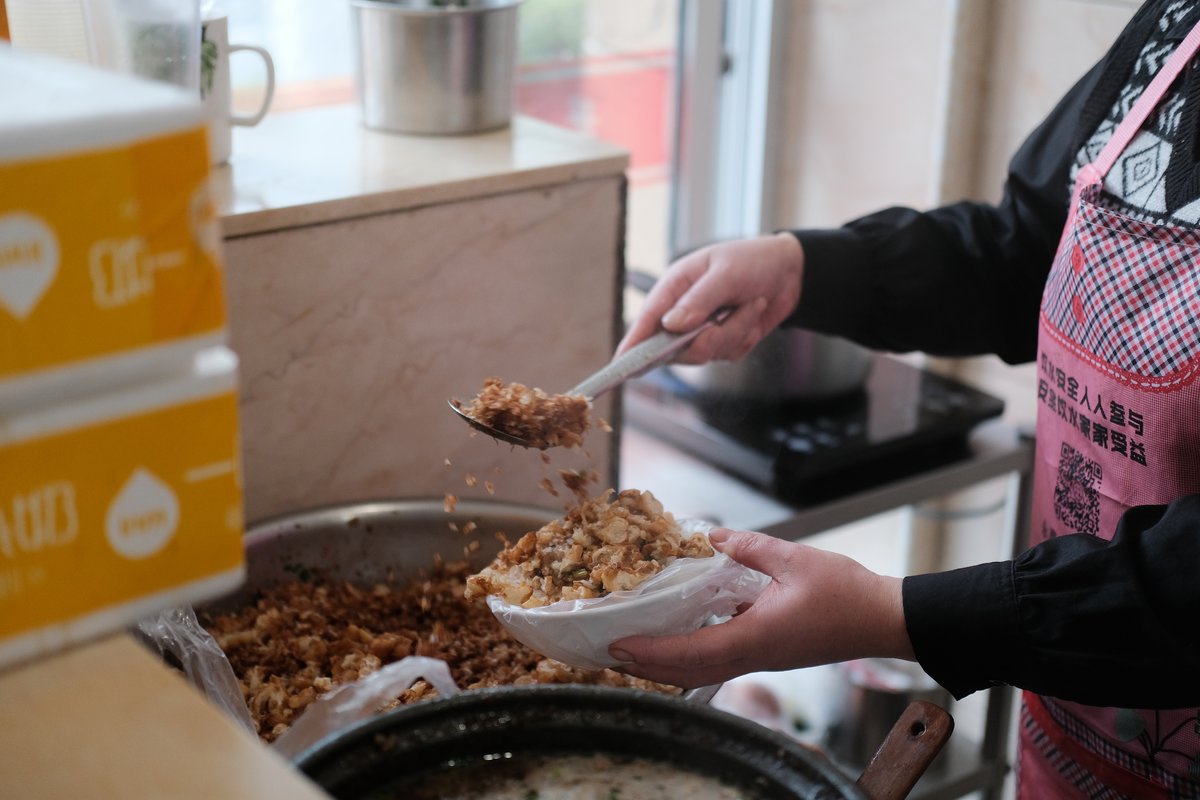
<box><xmin>199</xmin><ymin>39</ymin><xmax>218</xmax><ymax>98</ymax></box>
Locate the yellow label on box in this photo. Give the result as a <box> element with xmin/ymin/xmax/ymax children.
<box><xmin>0</xmin><ymin>127</ymin><xmax>227</xmax><ymax>381</ymax></box>
<box><xmin>0</xmin><ymin>389</ymin><xmax>244</xmax><ymax>640</ymax></box>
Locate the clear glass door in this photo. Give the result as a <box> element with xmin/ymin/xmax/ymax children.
<box><xmin>515</xmin><ymin>0</ymin><xmax>680</xmax><ymax>276</ymax></box>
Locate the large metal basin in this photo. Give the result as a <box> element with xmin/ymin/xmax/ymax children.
<box><xmin>203</xmin><ymin>497</ymin><xmax>557</xmax><ymax>613</ymax></box>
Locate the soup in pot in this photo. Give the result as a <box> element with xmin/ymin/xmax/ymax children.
<box><xmin>374</xmin><ymin>752</ymin><xmax>759</xmax><ymax>800</ymax></box>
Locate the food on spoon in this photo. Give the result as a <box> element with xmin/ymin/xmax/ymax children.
<box><xmin>454</xmin><ymin>376</ymin><xmax>591</xmax><ymax>449</ymax></box>
<box><xmin>465</xmin><ymin>489</ymin><xmax>713</xmax><ymax>608</ymax></box>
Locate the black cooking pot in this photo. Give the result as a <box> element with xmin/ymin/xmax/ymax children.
<box><xmin>292</xmin><ymin>685</ymin><xmax>952</xmax><ymax>800</ymax></box>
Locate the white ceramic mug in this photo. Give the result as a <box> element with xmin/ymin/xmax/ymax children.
<box><xmin>200</xmin><ymin>15</ymin><xmax>274</xmax><ymax>166</ymax></box>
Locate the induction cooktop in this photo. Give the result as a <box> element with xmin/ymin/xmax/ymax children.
<box><xmin>622</xmin><ymin>356</ymin><xmax>1006</xmax><ymax>507</ymax></box>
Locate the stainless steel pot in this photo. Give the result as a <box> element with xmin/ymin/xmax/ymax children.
<box><xmin>824</xmin><ymin>659</ymin><xmax>954</xmax><ymax>774</ymax></box>
<box><xmin>670</xmin><ymin>328</ymin><xmax>874</xmax><ymax>403</ymax></box>
<box><xmin>627</xmin><ymin>269</ymin><xmax>874</xmax><ymax>402</ymax></box>
<box><xmin>350</xmin><ymin>0</ymin><xmax>521</xmax><ymax>135</ymax></box>
<box><xmin>291</xmin><ymin>685</ymin><xmax>953</xmax><ymax>800</ymax></box>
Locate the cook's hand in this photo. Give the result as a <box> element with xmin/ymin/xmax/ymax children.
<box><xmin>618</xmin><ymin>233</ymin><xmax>805</xmax><ymax>364</ymax></box>
<box><xmin>608</xmin><ymin>529</ymin><xmax>915</xmax><ymax>689</ymax></box>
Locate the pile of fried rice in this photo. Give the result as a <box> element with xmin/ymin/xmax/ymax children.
<box><xmin>201</xmin><ymin>558</ymin><xmax>675</xmax><ymax>742</ymax></box>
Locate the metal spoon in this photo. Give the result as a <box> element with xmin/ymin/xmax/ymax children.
<box><xmin>449</xmin><ymin>305</ymin><xmax>735</xmax><ymax>448</ymax></box>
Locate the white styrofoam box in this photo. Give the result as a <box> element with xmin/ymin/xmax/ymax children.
<box><xmin>0</xmin><ymin>347</ymin><xmax>245</xmax><ymax>671</ymax></box>
<box><xmin>0</xmin><ymin>43</ymin><xmax>228</xmax><ymax>398</ymax></box>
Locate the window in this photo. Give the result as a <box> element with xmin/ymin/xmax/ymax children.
<box><xmin>228</xmin><ymin>0</ymin><xmax>680</xmax><ymax>273</ymax></box>
<box><xmin>515</xmin><ymin>0</ymin><xmax>677</xmax><ymax>271</ymax></box>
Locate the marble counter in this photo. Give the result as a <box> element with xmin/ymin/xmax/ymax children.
<box><xmin>215</xmin><ymin>106</ymin><xmax>628</xmax><ymax>237</ymax></box>
<box><xmin>214</xmin><ymin>107</ymin><xmax>631</xmax><ymax>522</ymax></box>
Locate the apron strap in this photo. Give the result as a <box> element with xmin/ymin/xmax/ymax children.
<box><xmin>1066</xmin><ymin>17</ymin><xmax>1200</xmax><ymax>227</ymax></box>
<box><xmin>1091</xmin><ymin>18</ymin><xmax>1200</xmax><ymax>179</ymax></box>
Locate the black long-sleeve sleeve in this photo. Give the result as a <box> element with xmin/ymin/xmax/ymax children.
<box><xmin>903</xmin><ymin>495</ymin><xmax>1200</xmax><ymax>707</ymax></box>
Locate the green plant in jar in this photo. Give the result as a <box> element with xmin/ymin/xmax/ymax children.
<box><xmin>199</xmin><ymin>27</ymin><xmax>217</xmax><ymax>97</ymax></box>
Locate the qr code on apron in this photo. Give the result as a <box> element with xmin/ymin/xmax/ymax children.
<box><xmin>1053</xmin><ymin>442</ymin><xmax>1101</xmax><ymax>535</ymax></box>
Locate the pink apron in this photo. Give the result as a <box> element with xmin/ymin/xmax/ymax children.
<box><xmin>1021</xmin><ymin>19</ymin><xmax>1200</xmax><ymax>799</ymax></box>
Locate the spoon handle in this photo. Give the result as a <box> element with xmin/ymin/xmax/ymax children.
<box><xmin>570</xmin><ymin>306</ymin><xmax>734</xmax><ymax>400</ymax></box>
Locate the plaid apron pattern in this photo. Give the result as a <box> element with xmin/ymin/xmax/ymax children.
<box><xmin>1042</xmin><ymin>188</ymin><xmax>1200</xmax><ymax>388</ymax></box>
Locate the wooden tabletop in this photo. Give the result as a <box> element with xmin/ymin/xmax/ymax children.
<box><xmin>0</xmin><ymin>633</ymin><xmax>332</xmax><ymax>799</ymax></box>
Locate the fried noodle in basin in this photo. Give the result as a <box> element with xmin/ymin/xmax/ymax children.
<box><xmin>201</xmin><ymin>559</ymin><xmax>676</xmax><ymax>742</ymax></box>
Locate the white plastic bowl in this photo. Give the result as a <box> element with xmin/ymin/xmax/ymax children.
<box><xmin>485</xmin><ymin>525</ymin><xmax>771</xmax><ymax>670</ymax></box>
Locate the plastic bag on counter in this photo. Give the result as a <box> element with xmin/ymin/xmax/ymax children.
<box><xmin>134</xmin><ymin>607</ymin><xmax>463</xmax><ymax>756</ymax></box>
<box><xmin>486</xmin><ymin>520</ymin><xmax>772</xmax><ymax>671</ymax></box>
<box><xmin>272</xmin><ymin>656</ymin><xmax>460</xmax><ymax>760</ymax></box>
<box><xmin>133</xmin><ymin>605</ymin><xmax>257</xmax><ymax>736</ymax></box>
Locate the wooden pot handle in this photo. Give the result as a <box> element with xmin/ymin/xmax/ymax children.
<box><xmin>855</xmin><ymin>700</ymin><xmax>954</xmax><ymax>800</ymax></box>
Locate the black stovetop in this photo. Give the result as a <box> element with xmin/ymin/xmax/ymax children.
<box><xmin>622</xmin><ymin>356</ymin><xmax>1005</xmax><ymax>507</ymax></box>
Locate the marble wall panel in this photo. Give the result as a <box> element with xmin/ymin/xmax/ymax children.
<box><xmin>222</xmin><ymin>177</ymin><xmax>625</xmax><ymax>522</ymax></box>
<box><xmin>769</xmin><ymin>0</ymin><xmax>951</xmax><ymax>231</ymax></box>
